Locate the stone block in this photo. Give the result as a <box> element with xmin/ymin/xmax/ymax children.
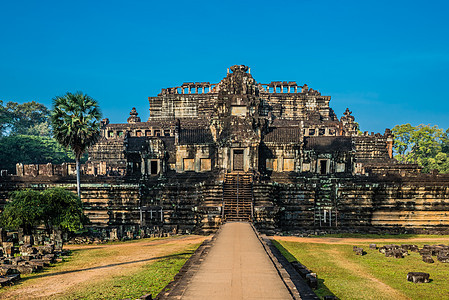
<box><xmin>437</xmin><ymin>255</ymin><xmax>449</xmax><ymax>263</ymax></box>
<box><xmin>306</xmin><ymin>274</ymin><xmax>318</xmax><ymax>289</ymax></box>
<box><xmin>0</xmin><ymin>266</ymin><xmax>17</xmax><ymax>276</ymax></box>
<box><xmin>354</xmin><ymin>247</ymin><xmax>364</xmax><ymax>255</ymax></box>
<box><xmin>0</xmin><ymin>276</ymin><xmax>12</xmax><ymax>287</ymax></box>
<box><xmin>422</xmin><ymin>256</ymin><xmax>434</xmax><ymax>263</ymax></box>
<box><xmin>16</xmin><ymin>265</ymin><xmax>35</xmax><ymax>274</ymax></box>
<box><xmin>407</xmin><ymin>272</ymin><xmax>430</xmax><ymax>283</ymax></box>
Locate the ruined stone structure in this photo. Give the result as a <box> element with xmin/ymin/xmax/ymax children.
<box><xmin>2</xmin><ymin>65</ymin><xmax>449</xmax><ymax>236</ymax></box>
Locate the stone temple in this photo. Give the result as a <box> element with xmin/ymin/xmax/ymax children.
<box><xmin>4</xmin><ymin>65</ymin><xmax>449</xmax><ymax>236</ymax></box>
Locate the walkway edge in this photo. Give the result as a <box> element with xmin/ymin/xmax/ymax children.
<box><xmin>155</xmin><ymin>230</ymin><xmax>220</xmax><ymax>299</ymax></box>
<box><xmin>251</xmin><ymin>224</ymin><xmax>320</xmax><ymax>300</ymax></box>
<box><xmin>250</xmin><ymin>224</ymin><xmax>302</xmax><ymax>299</ymax></box>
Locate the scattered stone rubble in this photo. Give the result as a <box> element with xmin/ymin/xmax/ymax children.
<box><xmin>351</xmin><ymin>243</ymin><xmax>449</xmax><ymax>284</ymax></box>
<box><xmin>0</xmin><ymin>229</ymin><xmax>70</xmax><ymax>287</ymax></box>
<box><xmin>374</xmin><ymin>243</ymin><xmax>448</xmax><ymax>261</ymax></box>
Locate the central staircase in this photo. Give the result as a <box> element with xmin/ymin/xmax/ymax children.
<box><xmin>223</xmin><ymin>173</ymin><xmax>253</xmax><ymax>221</ymax></box>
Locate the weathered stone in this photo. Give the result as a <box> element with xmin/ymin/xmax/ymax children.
<box><xmin>1</xmin><ymin>65</ymin><xmax>449</xmax><ymax>237</ymax></box>
<box><xmin>354</xmin><ymin>247</ymin><xmax>364</xmax><ymax>256</ymax></box>
<box><xmin>422</xmin><ymin>256</ymin><xmax>434</xmax><ymax>263</ymax></box>
<box><xmin>437</xmin><ymin>255</ymin><xmax>449</xmax><ymax>263</ymax></box>
<box><xmin>16</xmin><ymin>265</ymin><xmax>35</xmax><ymax>274</ymax></box>
<box><xmin>306</xmin><ymin>273</ymin><xmax>318</xmax><ymax>289</ymax></box>
<box><xmin>407</xmin><ymin>272</ymin><xmax>430</xmax><ymax>283</ymax></box>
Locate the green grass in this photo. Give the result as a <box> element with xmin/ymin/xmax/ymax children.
<box><xmin>58</xmin><ymin>248</ymin><xmax>197</xmax><ymax>299</ymax></box>
<box><xmin>0</xmin><ymin>237</ymin><xmax>202</xmax><ymax>299</ymax></box>
<box><xmin>274</xmin><ymin>238</ymin><xmax>449</xmax><ymax>300</ymax></box>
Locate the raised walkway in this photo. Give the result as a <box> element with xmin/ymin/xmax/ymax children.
<box><xmin>177</xmin><ymin>222</ymin><xmax>293</xmax><ymax>299</ymax></box>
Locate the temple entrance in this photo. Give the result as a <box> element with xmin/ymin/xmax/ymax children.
<box><xmin>233</xmin><ymin>149</ymin><xmax>244</xmax><ymax>171</ymax></box>
<box><xmin>319</xmin><ymin>159</ymin><xmax>328</xmax><ymax>175</ymax></box>
<box><xmin>150</xmin><ymin>160</ymin><xmax>158</xmax><ymax>175</ymax></box>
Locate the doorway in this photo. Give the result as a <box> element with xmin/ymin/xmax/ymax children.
<box><xmin>233</xmin><ymin>150</ymin><xmax>244</xmax><ymax>171</ymax></box>
<box><xmin>150</xmin><ymin>160</ymin><xmax>158</xmax><ymax>175</ymax></box>
<box><xmin>319</xmin><ymin>160</ymin><xmax>328</xmax><ymax>175</ymax></box>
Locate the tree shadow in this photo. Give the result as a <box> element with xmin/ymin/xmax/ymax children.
<box><xmin>17</xmin><ymin>251</ymin><xmax>192</xmax><ymax>285</ymax></box>
<box><xmin>272</xmin><ymin>240</ymin><xmax>338</xmax><ymax>299</ymax></box>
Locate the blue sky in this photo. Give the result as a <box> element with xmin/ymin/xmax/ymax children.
<box><xmin>1</xmin><ymin>0</ymin><xmax>448</xmax><ymax>133</ymax></box>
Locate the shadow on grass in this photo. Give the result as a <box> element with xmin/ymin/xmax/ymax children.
<box><xmin>272</xmin><ymin>240</ymin><xmax>337</xmax><ymax>299</ymax></box>
<box><xmin>18</xmin><ymin>251</ymin><xmax>194</xmax><ymax>285</ymax></box>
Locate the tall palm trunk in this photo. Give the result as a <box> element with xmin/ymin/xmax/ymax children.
<box><xmin>76</xmin><ymin>157</ymin><xmax>81</xmax><ymax>197</ymax></box>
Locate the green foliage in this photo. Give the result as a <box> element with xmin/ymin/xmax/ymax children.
<box><xmin>0</xmin><ymin>135</ymin><xmax>75</xmax><ymax>173</ymax></box>
<box><xmin>1</xmin><ymin>189</ymin><xmax>44</xmax><ymax>234</ymax></box>
<box><xmin>51</xmin><ymin>91</ymin><xmax>102</xmax><ymax>196</ymax></box>
<box><xmin>0</xmin><ymin>188</ymin><xmax>88</xmax><ymax>234</ymax></box>
<box><xmin>41</xmin><ymin>188</ymin><xmax>89</xmax><ymax>232</ymax></box>
<box><xmin>50</xmin><ymin>92</ymin><xmax>102</xmax><ymax>159</ymax></box>
<box><xmin>392</xmin><ymin>124</ymin><xmax>449</xmax><ymax>173</ymax></box>
<box><xmin>0</xmin><ymin>100</ymin><xmax>51</xmax><ymax>136</ymax></box>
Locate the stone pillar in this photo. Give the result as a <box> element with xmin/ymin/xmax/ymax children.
<box><xmin>141</xmin><ymin>158</ymin><xmax>146</xmax><ymax>175</ymax></box>
<box><xmin>0</xmin><ymin>228</ymin><xmax>7</xmax><ymax>243</ymax></box>
<box><xmin>294</xmin><ymin>86</ymin><xmax>298</xmax><ymax>93</ymax></box>
<box><xmin>386</xmin><ymin>138</ymin><xmax>394</xmax><ymax>159</ymax></box>
<box><xmin>16</xmin><ymin>163</ymin><xmax>24</xmax><ymax>176</ymax></box>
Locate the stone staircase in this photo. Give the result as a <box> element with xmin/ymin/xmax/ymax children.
<box><xmin>223</xmin><ymin>173</ymin><xmax>253</xmax><ymax>221</ymax></box>
<box><xmin>314</xmin><ymin>179</ymin><xmax>336</xmax><ymax>227</ymax></box>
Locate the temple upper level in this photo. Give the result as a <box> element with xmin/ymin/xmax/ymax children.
<box><xmin>148</xmin><ymin>65</ymin><xmax>336</xmax><ymax>122</ymax></box>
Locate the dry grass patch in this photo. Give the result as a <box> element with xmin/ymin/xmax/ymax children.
<box><xmin>0</xmin><ymin>235</ymin><xmax>207</xmax><ymax>299</ymax></box>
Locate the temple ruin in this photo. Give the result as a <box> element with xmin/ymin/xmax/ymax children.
<box><xmin>2</xmin><ymin>65</ymin><xmax>449</xmax><ymax>236</ymax></box>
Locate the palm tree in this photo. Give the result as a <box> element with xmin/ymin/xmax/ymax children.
<box><xmin>51</xmin><ymin>92</ymin><xmax>102</xmax><ymax>197</ymax></box>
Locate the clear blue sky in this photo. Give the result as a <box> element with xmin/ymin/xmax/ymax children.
<box><xmin>1</xmin><ymin>0</ymin><xmax>448</xmax><ymax>133</ymax></box>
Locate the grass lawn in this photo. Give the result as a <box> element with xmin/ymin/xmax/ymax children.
<box><xmin>58</xmin><ymin>248</ymin><xmax>195</xmax><ymax>299</ymax></box>
<box><xmin>274</xmin><ymin>236</ymin><xmax>449</xmax><ymax>300</ymax></box>
<box><xmin>0</xmin><ymin>236</ymin><xmax>204</xmax><ymax>300</ymax></box>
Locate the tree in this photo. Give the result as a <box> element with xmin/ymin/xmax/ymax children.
<box><xmin>51</xmin><ymin>92</ymin><xmax>102</xmax><ymax>197</ymax></box>
<box><xmin>0</xmin><ymin>135</ymin><xmax>76</xmax><ymax>173</ymax></box>
<box><xmin>0</xmin><ymin>189</ymin><xmax>44</xmax><ymax>235</ymax></box>
<box><xmin>0</xmin><ymin>100</ymin><xmax>13</xmax><ymax>136</ymax></box>
<box><xmin>1</xmin><ymin>188</ymin><xmax>89</xmax><ymax>237</ymax></box>
<box><xmin>392</xmin><ymin>123</ymin><xmax>414</xmax><ymax>162</ymax></box>
<box><xmin>392</xmin><ymin>124</ymin><xmax>448</xmax><ymax>173</ymax></box>
<box><xmin>41</xmin><ymin>188</ymin><xmax>89</xmax><ymax>233</ymax></box>
<box><xmin>0</xmin><ymin>100</ymin><xmax>51</xmax><ymax>136</ymax></box>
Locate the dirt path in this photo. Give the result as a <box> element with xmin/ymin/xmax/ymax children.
<box><xmin>0</xmin><ymin>235</ymin><xmax>208</xmax><ymax>299</ymax></box>
<box><xmin>327</xmin><ymin>248</ymin><xmax>409</xmax><ymax>300</ymax></box>
<box><xmin>274</xmin><ymin>236</ymin><xmax>449</xmax><ymax>245</ymax></box>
